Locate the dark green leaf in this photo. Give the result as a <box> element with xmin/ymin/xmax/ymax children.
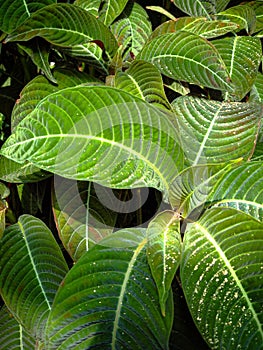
<box><xmin>99</xmin><ymin>0</ymin><xmax>129</xmax><ymax>26</ymax></box>
<box><xmin>171</xmin><ymin>0</ymin><xmax>230</xmax><ymax>18</ymax></box>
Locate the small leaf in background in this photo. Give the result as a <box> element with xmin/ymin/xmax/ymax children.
<box><xmin>147</xmin><ymin>210</ymin><xmax>181</xmax><ymax>316</ymax></box>
<box><xmin>213</xmin><ymin>36</ymin><xmax>262</xmax><ymax>101</ymax></box>
<box><xmin>171</xmin><ymin>96</ymin><xmax>262</xmax><ymax>166</ymax></box>
<box><xmin>0</xmin><ymin>215</ymin><xmax>69</xmax><ymax>340</ymax></box>
<box><xmin>164</xmin><ymin>81</ymin><xmax>190</xmax><ymax>97</ymax></box>
<box><xmin>138</xmin><ymin>31</ymin><xmax>233</xmax><ymax>92</ymax></box>
<box><xmin>250</xmin><ymin>71</ymin><xmax>263</xmax><ymax>104</ymax></box>
<box><xmin>0</xmin><ymin>181</ymin><xmax>9</xmax><ymax>238</ymax></box>
<box><xmin>0</xmin><ymin>304</ymin><xmax>36</xmax><ymax>349</ymax></box>
<box><xmin>208</xmin><ymin>161</ymin><xmax>263</xmax><ymax>222</ymax></box>
<box><xmin>6</xmin><ymin>4</ymin><xmax>118</xmax><ymax>59</ymax></box>
<box><xmin>181</xmin><ymin>207</ymin><xmax>263</xmax><ymax>350</ymax></box>
<box><xmin>99</xmin><ymin>0</ymin><xmax>129</xmax><ymax>26</ymax></box>
<box><xmin>0</xmin><ymin>0</ymin><xmax>56</xmax><ymax>34</ymax></box>
<box><xmin>46</xmin><ymin>229</ymin><xmax>173</xmax><ymax>349</ymax></box>
<box><xmin>73</xmin><ymin>0</ymin><xmax>100</xmax><ymax>17</ymax></box>
<box><xmin>217</xmin><ymin>4</ymin><xmax>257</xmax><ymax>34</ymax></box>
<box><xmin>171</xmin><ymin>0</ymin><xmax>231</xmax><ymax>18</ymax></box>
<box><xmin>115</xmin><ymin>59</ymin><xmax>170</xmax><ymax>110</ymax></box>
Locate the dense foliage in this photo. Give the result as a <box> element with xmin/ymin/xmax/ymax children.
<box><xmin>0</xmin><ymin>0</ymin><xmax>262</xmax><ymax>349</ymax></box>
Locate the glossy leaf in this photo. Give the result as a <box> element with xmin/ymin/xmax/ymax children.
<box><xmin>0</xmin><ymin>305</ymin><xmax>36</xmax><ymax>349</ymax></box>
<box><xmin>252</xmin><ymin>1</ymin><xmax>263</xmax><ymax>33</ymax></box>
<box><xmin>115</xmin><ymin>60</ymin><xmax>170</xmax><ymax>109</ymax></box>
<box><xmin>12</xmin><ymin>68</ymin><xmax>100</xmax><ymax>129</ymax></box>
<box><xmin>181</xmin><ymin>207</ymin><xmax>263</xmax><ymax>350</ymax></box>
<box><xmin>1</xmin><ymin>86</ymin><xmax>183</xmax><ymax>201</ymax></box>
<box><xmin>6</xmin><ymin>4</ymin><xmax>118</xmax><ymax>59</ymax></box>
<box><xmin>0</xmin><ymin>0</ymin><xmax>55</xmax><ymax>33</ymax></box>
<box><xmin>111</xmin><ymin>2</ymin><xmax>151</xmax><ymax>59</ymax></box>
<box><xmin>150</xmin><ymin>17</ymin><xmax>239</xmax><ymax>40</ymax></box>
<box><xmin>99</xmin><ymin>0</ymin><xmax>129</xmax><ymax>26</ymax></box>
<box><xmin>147</xmin><ymin>210</ymin><xmax>181</xmax><ymax>316</ymax></box>
<box><xmin>0</xmin><ymin>215</ymin><xmax>69</xmax><ymax>340</ymax></box>
<box><xmin>52</xmin><ymin>177</ymin><xmax>116</xmax><ymax>261</ymax></box>
<box><xmin>138</xmin><ymin>31</ymin><xmax>232</xmax><ymax>92</ymax></box>
<box><xmin>73</xmin><ymin>0</ymin><xmax>100</xmax><ymax>17</ymax></box>
<box><xmin>209</xmin><ymin>161</ymin><xmax>263</xmax><ymax>222</ymax></box>
<box><xmin>171</xmin><ymin>0</ymin><xmax>230</xmax><ymax>18</ymax></box>
<box><xmin>250</xmin><ymin>71</ymin><xmax>263</xmax><ymax>104</ymax></box>
<box><xmin>46</xmin><ymin>229</ymin><xmax>173</xmax><ymax>349</ymax></box>
<box><xmin>171</xmin><ymin>96</ymin><xmax>262</xmax><ymax>166</ymax></box>
<box><xmin>213</xmin><ymin>36</ymin><xmax>262</xmax><ymax>101</ymax></box>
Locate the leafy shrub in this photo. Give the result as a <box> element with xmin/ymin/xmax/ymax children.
<box><xmin>0</xmin><ymin>0</ymin><xmax>262</xmax><ymax>349</ymax></box>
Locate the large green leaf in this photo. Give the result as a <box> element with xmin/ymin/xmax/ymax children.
<box><xmin>149</xmin><ymin>17</ymin><xmax>239</xmax><ymax>40</ymax></box>
<box><xmin>0</xmin><ymin>215</ymin><xmax>69</xmax><ymax>340</ymax></box>
<box><xmin>1</xmin><ymin>86</ymin><xmax>183</xmax><ymax>201</ymax></box>
<box><xmin>45</xmin><ymin>228</ymin><xmax>173</xmax><ymax>349</ymax></box>
<box><xmin>171</xmin><ymin>0</ymin><xmax>230</xmax><ymax>18</ymax></box>
<box><xmin>138</xmin><ymin>31</ymin><xmax>232</xmax><ymax>92</ymax></box>
<box><xmin>5</xmin><ymin>4</ymin><xmax>118</xmax><ymax>59</ymax></box>
<box><xmin>171</xmin><ymin>96</ymin><xmax>262</xmax><ymax>166</ymax></box>
<box><xmin>212</xmin><ymin>36</ymin><xmax>262</xmax><ymax>101</ymax></box>
<box><xmin>52</xmin><ymin>177</ymin><xmax>116</xmax><ymax>261</ymax></box>
<box><xmin>208</xmin><ymin>161</ymin><xmax>263</xmax><ymax>222</ymax></box>
<box><xmin>115</xmin><ymin>60</ymin><xmax>170</xmax><ymax>109</ymax></box>
<box><xmin>181</xmin><ymin>207</ymin><xmax>263</xmax><ymax>350</ymax></box>
<box><xmin>147</xmin><ymin>210</ymin><xmax>181</xmax><ymax>316</ymax></box>
<box><xmin>0</xmin><ymin>305</ymin><xmax>36</xmax><ymax>349</ymax></box>
<box><xmin>99</xmin><ymin>0</ymin><xmax>129</xmax><ymax>26</ymax></box>
<box><xmin>0</xmin><ymin>0</ymin><xmax>56</xmax><ymax>33</ymax></box>
<box><xmin>73</xmin><ymin>0</ymin><xmax>100</xmax><ymax>17</ymax></box>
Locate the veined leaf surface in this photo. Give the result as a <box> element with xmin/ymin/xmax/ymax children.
<box><xmin>138</xmin><ymin>31</ymin><xmax>232</xmax><ymax>92</ymax></box>
<box><xmin>73</xmin><ymin>0</ymin><xmax>100</xmax><ymax>17</ymax></box>
<box><xmin>1</xmin><ymin>86</ymin><xmax>183</xmax><ymax>201</ymax></box>
<box><xmin>250</xmin><ymin>71</ymin><xmax>263</xmax><ymax>104</ymax></box>
<box><xmin>171</xmin><ymin>0</ymin><xmax>230</xmax><ymax>18</ymax></box>
<box><xmin>6</xmin><ymin>4</ymin><xmax>118</xmax><ymax>58</ymax></box>
<box><xmin>0</xmin><ymin>215</ymin><xmax>69</xmax><ymax>340</ymax></box>
<box><xmin>171</xmin><ymin>96</ymin><xmax>262</xmax><ymax>166</ymax></box>
<box><xmin>181</xmin><ymin>207</ymin><xmax>263</xmax><ymax>350</ymax></box>
<box><xmin>99</xmin><ymin>0</ymin><xmax>129</xmax><ymax>26</ymax></box>
<box><xmin>0</xmin><ymin>0</ymin><xmax>55</xmax><ymax>33</ymax></box>
<box><xmin>46</xmin><ymin>229</ymin><xmax>173</xmax><ymax>349</ymax></box>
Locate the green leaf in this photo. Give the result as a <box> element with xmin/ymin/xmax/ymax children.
<box><xmin>52</xmin><ymin>177</ymin><xmax>116</xmax><ymax>261</ymax></box>
<box><xmin>99</xmin><ymin>0</ymin><xmax>129</xmax><ymax>26</ymax></box>
<box><xmin>251</xmin><ymin>1</ymin><xmax>263</xmax><ymax>33</ymax></box>
<box><xmin>146</xmin><ymin>6</ymin><xmax>176</xmax><ymax>21</ymax></box>
<box><xmin>250</xmin><ymin>71</ymin><xmax>263</xmax><ymax>104</ymax></box>
<box><xmin>73</xmin><ymin>0</ymin><xmax>100</xmax><ymax>17</ymax></box>
<box><xmin>213</xmin><ymin>36</ymin><xmax>262</xmax><ymax>101</ymax></box>
<box><xmin>1</xmin><ymin>86</ymin><xmax>183</xmax><ymax>201</ymax></box>
<box><xmin>0</xmin><ymin>0</ymin><xmax>56</xmax><ymax>33</ymax></box>
<box><xmin>171</xmin><ymin>0</ymin><xmax>230</xmax><ymax>18</ymax></box>
<box><xmin>138</xmin><ymin>31</ymin><xmax>232</xmax><ymax>92</ymax></box>
<box><xmin>147</xmin><ymin>210</ymin><xmax>181</xmax><ymax>316</ymax></box>
<box><xmin>115</xmin><ymin>60</ymin><xmax>170</xmax><ymax>109</ymax></box>
<box><xmin>0</xmin><ymin>304</ymin><xmax>36</xmax><ymax>349</ymax></box>
<box><xmin>149</xmin><ymin>17</ymin><xmax>239</xmax><ymax>40</ymax></box>
<box><xmin>181</xmin><ymin>207</ymin><xmax>263</xmax><ymax>350</ymax></box>
<box><xmin>111</xmin><ymin>2</ymin><xmax>152</xmax><ymax>59</ymax></box>
<box><xmin>0</xmin><ymin>182</ymin><xmax>8</xmax><ymax>238</ymax></box>
<box><xmin>46</xmin><ymin>229</ymin><xmax>173</xmax><ymax>349</ymax></box>
<box><xmin>12</xmin><ymin>68</ymin><xmax>100</xmax><ymax>129</ymax></box>
<box><xmin>0</xmin><ymin>215</ymin><xmax>69</xmax><ymax>340</ymax></box>
<box><xmin>217</xmin><ymin>4</ymin><xmax>257</xmax><ymax>34</ymax></box>
<box><xmin>208</xmin><ymin>161</ymin><xmax>263</xmax><ymax>222</ymax></box>
<box><xmin>171</xmin><ymin>96</ymin><xmax>262</xmax><ymax>166</ymax></box>
<box><xmin>6</xmin><ymin>3</ymin><xmax>118</xmax><ymax>59</ymax></box>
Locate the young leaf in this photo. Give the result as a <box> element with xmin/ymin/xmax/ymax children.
<box><xmin>171</xmin><ymin>0</ymin><xmax>231</xmax><ymax>18</ymax></box>
<box><xmin>0</xmin><ymin>304</ymin><xmax>36</xmax><ymax>349</ymax></box>
<box><xmin>138</xmin><ymin>31</ymin><xmax>233</xmax><ymax>92</ymax></box>
<box><xmin>5</xmin><ymin>4</ymin><xmax>118</xmax><ymax>59</ymax></box>
<box><xmin>1</xmin><ymin>86</ymin><xmax>183</xmax><ymax>201</ymax></box>
<box><xmin>147</xmin><ymin>210</ymin><xmax>181</xmax><ymax>316</ymax></box>
<box><xmin>213</xmin><ymin>36</ymin><xmax>262</xmax><ymax>101</ymax></box>
<box><xmin>171</xmin><ymin>96</ymin><xmax>262</xmax><ymax>166</ymax></box>
<box><xmin>115</xmin><ymin>59</ymin><xmax>170</xmax><ymax>109</ymax></box>
<box><xmin>181</xmin><ymin>207</ymin><xmax>263</xmax><ymax>350</ymax></box>
<box><xmin>46</xmin><ymin>229</ymin><xmax>173</xmax><ymax>349</ymax></box>
<box><xmin>0</xmin><ymin>0</ymin><xmax>55</xmax><ymax>33</ymax></box>
<box><xmin>208</xmin><ymin>161</ymin><xmax>263</xmax><ymax>222</ymax></box>
<box><xmin>99</xmin><ymin>0</ymin><xmax>129</xmax><ymax>26</ymax></box>
<box><xmin>0</xmin><ymin>215</ymin><xmax>69</xmax><ymax>340</ymax></box>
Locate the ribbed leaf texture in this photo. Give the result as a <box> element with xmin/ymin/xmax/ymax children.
<box><xmin>0</xmin><ymin>0</ymin><xmax>55</xmax><ymax>33</ymax></box>
<box><xmin>181</xmin><ymin>207</ymin><xmax>263</xmax><ymax>349</ymax></box>
<box><xmin>171</xmin><ymin>96</ymin><xmax>262</xmax><ymax>166</ymax></box>
<box><xmin>250</xmin><ymin>71</ymin><xmax>263</xmax><ymax>104</ymax></box>
<box><xmin>6</xmin><ymin>4</ymin><xmax>118</xmax><ymax>59</ymax></box>
<box><xmin>1</xmin><ymin>86</ymin><xmax>183</xmax><ymax>200</ymax></box>
<box><xmin>99</xmin><ymin>0</ymin><xmax>129</xmax><ymax>26</ymax></box>
<box><xmin>0</xmin><ymin>215</ymin><xmax>69</xmax><ymax>340</ymax></box>
<box><xmin>138</xmin><ymin>31</ymin><xmax>232</xmax><ymax>92</ymax></box>
<box><xmin>45</xmin><ymin>229</ymin><xmax>173</xmax><ymax>349</ymax></box>
<box><xmin>74</xmin><ymin>0</ymin><xmax>100</xmax><ymax>17</ymax></box>
<box><xmin>172</xmin><ymin>0</ymin><xmax>230</xmax><ymax>18</ymax></box>
<box><xmin>209</xmin><ymin>161</ymin><xmax>263</xmax><ymax>222</ymax></box>
<box><xmin>252</xmin><ymin>1</ymin><xmax>263</xmax><ymax>33</ymax></box>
